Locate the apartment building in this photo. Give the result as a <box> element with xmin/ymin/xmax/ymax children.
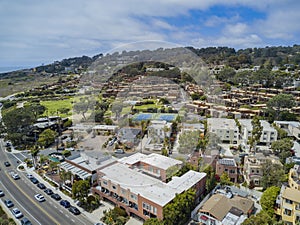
<box><xmin>92</xmin><ymin>153</ymin><xmax>206</xmax><ymax>221</ymax></box>
<box><xmin>239</xmin><ymin>119</ymin><xmax>277</xmax><ymax>146</ymax></box>
<box><xmin>147</xmin><ymin>120</ymin><xmax>172</xmax><ymax>144</ymax></box>
<box><xmin>216</xmin><ymin>158</ymin><xmax>239</xmax><ymax>183</ymax></box>
<box><xmin>275</xmin><ymin>186</ymin><xmax>300</xmax><ymax>225</ymax></box>
<box><xmin>207</xmin><ymin>118</ymin><xmax>239</xmax><ymax>144</ymax></box>
<box><xmin>288</xmin><ymin>165</ymin><xmax>300</xmax><ymax>191</ymax></box>
<box><xmin>243</xmin><ymin>153</ymin><xmax>281</xmax><ymax>187</ymax></box>
<box><xmin>274</xmin><ymin>121</ymin><xmax>300</xmax><ymax>141</ymax></box>
<box><xmin>118</xmin><ymin>153</ymin><xmax>183</xmax><ymax>182</ymax></box>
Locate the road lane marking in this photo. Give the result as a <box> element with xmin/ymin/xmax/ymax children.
<box><xmin>0</xmin><ymin>180</ymin><xmax>42</xmax><ymax>225</ymax></box>
<box><xmin>2</xmin><ymin>171</ymin><xmax>61</xmax><ymax>225</ymax></box>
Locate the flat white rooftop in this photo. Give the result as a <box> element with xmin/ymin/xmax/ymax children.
<box><xmin>100</xmin><ymin>162</ymin><xmax>206</xmax><ymax>206</ymax></box>
<box><xmin>140</xmin><ymin>153</ymin><xmax>183</xmax><ymax>170</ymax></box>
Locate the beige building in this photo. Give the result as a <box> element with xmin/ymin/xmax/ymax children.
<box><xmin>207</xmin><ymin>118</ymin><xmax>239</xmax><ymax>144</ymax></box>
<box><xmin>289</xmin><ymin>165</ymin><xmax>300</xmax><ymax>191</ymax></box>
<box><xmin>243</xmin><ymin>153</ymin><xmax>281</xmax><ymax>187</ymax></box>
<box><xmin>275</xmin><ymin>186</ymin><xmax>300</xmax><ymax>225</ymax></box>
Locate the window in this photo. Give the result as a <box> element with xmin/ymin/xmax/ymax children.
<box><xmin>112</xmin><ymin>185</ymin><xmax>116</xmax><ymax>190</ymax></box>
<box><xmin>284</xmin><ymin>208</ymin><xmax>292</xmax><ymax>216</ymax></box>
<box><xmin>121</xmin><ymin>188</ymin><xmax>126</xmax><ymax>195</ymax></box>
<box><xmin>285</xmin><ymin>199</ymin><xmax>293</xmax><ymax>204</ymax></box>
<box><xmin>230</xmin><ymin>170</ymin><xmax>235</xmax><ymax>174</ymax></box>
<box><xmin>103</xmin><ymin>180</ymin><xmax>107</xmax><ymax>185</ymax></box>
<box><xmin>142</xmin><ymin>202</ymin><xmax>151</xmax><ymax>210</ymax></box>
<box><xmin>130</xmin><ymin>194</ymin><xmax>137</xmax><ymax>201</ymax></box>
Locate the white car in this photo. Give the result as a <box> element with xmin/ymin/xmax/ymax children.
<box><xmin>12</xmin><ymin>207</ymin><xmax>23</xmax><ymax>219</ymax></box>
<box><xmin>34</xmin><ymin>194</ymin><xmax>45</xmax><ymax>202</ymax></box>
<box><xmin>26</xmin><ymin>174</ymin><xmax>33</xmax><ymax>179</ymax></box>
<box><xmin>11</xmin><ymin>173</ymin><xmax>20</xmax><ymax>180</ymax></box>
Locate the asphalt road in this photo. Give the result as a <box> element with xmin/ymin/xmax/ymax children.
<box><xmin>0</xmin><ymin>141</ymin><xmax>93</xmax><ymax>225</ymax></box>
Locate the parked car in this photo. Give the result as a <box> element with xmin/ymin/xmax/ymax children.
<box><xmin>4</xmin><ymin>161</ymin><xmax>10</xmax><ymax>167</ymax></box>
<box><xmin>26</xmin><ymin>174</ymin><xmax>33</xmax><ymax>179</ymax></box>
<box><xmin>44</xmin><ymin>188</ymin><xmax>53</xmax><ymax>195</ymax></box>
<box><xmin>4</xmin><ymin>199</ymin><xmax>14</xmax><ymax>208</ymax></box>
<box><xmin>57</xmin><ymin>146</ymin><xmax>65</xmax><ymax>151</ymax></box>
<box><xmin>30</xmin><ymin>177</ymin><xmax>39</xmax><ymax>184</ymax></box>
<box><xmin>12</xmin><ymin>208</ymin><xmax>23</xmax><ymax>219</ymax></box>
<box><xmin>34</xmin><ymin>194</ymin><xmax>45</xmax><ymax>202</ymax></box>
<box><xmin>21</xmin><ymin>217</ymin><xmax>32</xmax><ymax>225</ymax></box>
<box><xmin>0</xmin><ymin>190</ymin><xmax>4</xmax><ymax>197</ymax></box>
<box><xmin>114</xmin><ymin>149</ymin><xmax>124</xmax><ymax>154</ymax></box>
<box><xmin>60</xmin><ymin>200</ymin><xmax>70</xmax><ymax>208</ymax></box>
<box><xmin>51</xmin><ymin>193</ymin><xmax>61</xmax><ymax>201</ymax></box>
<box><xmin>11</xmin><ymin>173</ymin><xmax>20</xmax><ymax>180</ymax></box>
<box><xmin>37</xmin><ymin>183</ymin><xmax>46</xmax><ymax>189</ymax></box>
<box><xmin>68</xmin><ymin>206</ymin><xmax>80</xmax><ymax>215</ymax></box>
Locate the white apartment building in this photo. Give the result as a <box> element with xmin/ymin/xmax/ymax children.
<box><xmin>207</xmin><ymin>118</ymin><xmax>239</xmax><ymax>144</ymax></box>
<box><xmin>239</xmin><ymin>119</ymin><xmax>277</xmax><ymax>146</ymax></box>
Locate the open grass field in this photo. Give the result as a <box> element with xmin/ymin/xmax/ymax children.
<box><xmin>40</xmin><ymin>98</ymin><xmax>74</xmax><ymax>118</ymax></box>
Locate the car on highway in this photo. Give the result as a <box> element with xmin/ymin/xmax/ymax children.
<box><xmin>60</xmin><ymin>200</ymin><xmax>70</xmax><ymax>208</ymax></box>
<box><xmin>0</xmin><ymin>190</ymin><xmax>4</xmax><ymax>197</ymax></box>
<box><xmin>12</xmin><ymin>207</ymin><xmax>23</xmax><ymax>219</ymax></box>
<box><xmin>4</xmin><ymin>161</ymin><xmax>10</xmax><ymax>167</ymax></box>
<box><xmin>37</xmin><ymin>183</ymin><xmax>46</xmax><ymax>189</ymax></box>
<box><xmin>94</xmin><ymin>223</ymin><xmax>105</xmax><ymax>225</ymax></box>
<box><xmin>34</xmin><ymin>194</ymin><xmax>45</xmax><ymax>202</ymax></box>
<box><xmin>51</xmin><ymin>193</ymin><xmax>61</xmax><ymax>201</ymax></box>
<box><xmin>30</xmin><ymin>177</ymin><xmax>39</xmax><ymax>184</ymax></box>
<box><xmin>68</xmin><ymin>206</ymin><xmax>80</xmax><ymax>215</ymax></box>
<box><xmin>21</xmin><ymin>217</ymin><xmax>32</xmax><ymax>225</ymax></box>
<box><xmin>4</xmin><ymin>199</ymin><xmax>14</xmax><ymax>208</ymax></box>
<box><xmin>44</xmin><ymin>188</ymin><xmax>53</xmax><ymax>195</ymax></box>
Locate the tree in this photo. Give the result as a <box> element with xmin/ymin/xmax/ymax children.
<box><xmin>242</xmin><ymin>210</ymin><xmax>275</xmax><ymax>225</ymax></box>
<box><xmin>261</xmin><ymin>160</ymin><xmax>285</xmax><ymax>190</ymax></box>
<box><xmin>249</xmin><ymin>116</ymin><xmax>263</xmax><ymax>152</ymax></box>
<box><xmin>271</xmin><ymin>138</ymin><xmax>294</xmax><ymax>163</ymax></box>
<box><xmin>144</xmin><ymin>218</ymin><xmax>164</xmax><ymax>225</ymax></box>
<box><xmin>177</xmin><ymin>130</ymin><xmax>201</xmax><ymax>154</ymax></box>
<box><xmin>266</xmin><ymin>94</ymin><xmax>295</xmax><ymax>121</ymax></box>
<box><xmin>260</xmin><ymin>186</ymin><xmax>280</xmax><ymax>217</ymax></box>
<box><xmin>220</xmin><ymin>172</ymin><xmax>233</xmax><ymax>186</ymax></box>
<box><xmin>202</xmin><ymin>165</ymin><xmax>217</xmax><ymax>193</ymax></box>
<box><xmin>72</xmin><ymin>180</ymin><xmax>90</xmax><ymax>204</ymax></box>
<box><xmin>163</xmin><ymin>189</ymin><xmax>196</xmax><ymax>225</ymax></box>
<box><xmin>2</xmin><ymin>106</ymin><xmax>36</xmax><ymax>145</ymax></box>
<box><xmin>38</xmin><ymin>129</ymin><xmax>57</xmax><ymax>147</ymax></box>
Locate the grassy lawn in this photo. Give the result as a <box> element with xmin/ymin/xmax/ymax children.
<box><xmin>41</xmin><ymin>99</ymin><xmax>74</xmax><ymax>118</ymax></box>
<box><xmin>134</xmin><ymin>103</ymin><xmax>162</xmax><ymax>110</ymax></box>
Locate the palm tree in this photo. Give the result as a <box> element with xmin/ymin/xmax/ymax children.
<box><xmin>30</xmin><ymin>146</ymin><xmax>40</xmax><ymax>168</ymax></box>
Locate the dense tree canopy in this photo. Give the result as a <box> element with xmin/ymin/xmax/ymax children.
<box><xmin>260</xmin><ymin>186</ymin><xmax>280</xmax><ymax>217</ymax></box>
<box><xmin>261</xmin><ymin>160</ymin><xmax>285</xmax><ymax>190</ymax></box>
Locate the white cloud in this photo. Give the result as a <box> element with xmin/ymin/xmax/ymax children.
<box><xmin>0</xmin><ymin>0</ymin><xmax>299</xmax><ymax>66</ymax></box>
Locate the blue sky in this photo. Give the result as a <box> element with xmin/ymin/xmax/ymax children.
<box><xmin>0</xmin><ymin>0</ymin><xmax>299</xmax><ymax>68</ymax></box>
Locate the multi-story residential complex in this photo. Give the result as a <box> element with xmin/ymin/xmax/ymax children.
<box><xmin>147</xmin><ymin>120</ymin><xmax>172</xmax><ymax>144</ymax></box>
<box><xmin>274</xmin><ymin>121</ymin><xmax>300</xmax><ymax>141</ymax></box>
<box><xmin>243</xmin><ymin>153</ymin><xmax>281</xmax><ymax>187</ymax></box>
<box><xmin>275</xmin><ymin>185</ymin><xmax>300</xmax><ymax>225</ymax></box>
<box><xmin>92</xmin><ymin>153</ymin><xmax>206</xmax><ymax>221</ymax></box>
<box><xmin>216</xmin><ymin>158</ymin><xmax>239</xmax><ymax>183</ymax></box>
<box><xmin>239</xmin><ymin>119</ymin><xmax>277</xmax><ymax>146</ymax></box>
<box><xmin>207</xmin><ymin>118</ymin><xmax>239</xmax><ymax>144</ymax></box>
<box><xmin>118</xmin><ymin>153</ymin><xmax>183</xmax><ymax>182</ymax></box>
<box><xmin>288</xmin><ymin>165</ymin><xmax>300</xmax><ymax>191</ymax></box>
